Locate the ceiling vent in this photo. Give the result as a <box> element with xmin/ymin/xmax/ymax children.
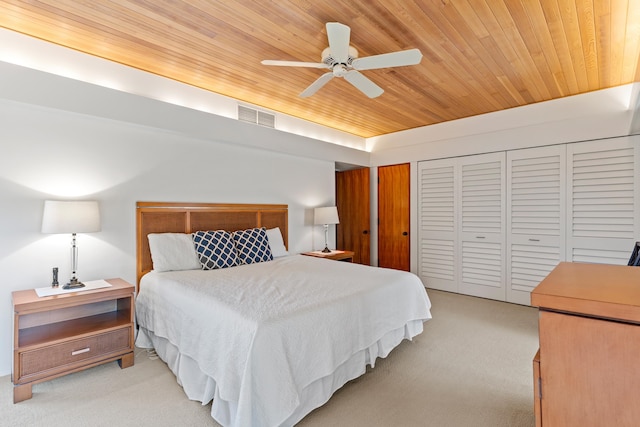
<box><xmin>238</xmin><ymin>105</ymin><xmax>275</xmax><ymax>128</ymax></box>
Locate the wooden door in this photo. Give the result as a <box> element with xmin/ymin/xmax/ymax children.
<box><xmin>336</xmin><ymin>168</ymin><xmax>370</xmax><ymax>265</ymax></box>
<box><xmin>378</xmin><ymin>163</ymin><xmax>410</xmax><ymax>270</ymax></box>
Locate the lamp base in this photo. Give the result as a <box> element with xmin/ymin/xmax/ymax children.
<box><xmin>62</xmin><ymin>277</ymin><xmax>85</xmax><ymax>290</ymax></box>
<box><xmin>321</xmin><ymin>246</ymin><xmax>332</xmax><ymax>253</ymax></box>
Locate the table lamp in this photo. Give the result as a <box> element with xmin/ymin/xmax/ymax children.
<box><xmin>314</xmin><ymin>206</ymin><xmax>339</xmax><ymax>253</ymax></box>
<box><xmin>42</xmin><ymin>200</ymin><xmax>101</xmax><ymax>289</ymax></box>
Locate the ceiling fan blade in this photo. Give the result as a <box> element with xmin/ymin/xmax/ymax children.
<box><xmin>261</xmin><ymin>60</ymin><xmax>328</xmax><ymax>69</ymax></box>
<box><xmin>343</xmin><ymin>70</ymin><xmax>384</xmax><ymax>98</ymax></box>
<box><xmin>299</xmin><ymin>72</ymin><xmax>334</xmax><ymax>97</ymax></box>
<box><xmin>351</xmin><ymin>48</ymin><xmax>423</xmax><ymax>71</ymax></box>
<box><xmin>326</xmin><ymin>22</ymin><xmax>351</xmax><ymax>63</ymax></box>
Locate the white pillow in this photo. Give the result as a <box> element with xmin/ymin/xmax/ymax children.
<box><xmin>148</xmin><ymin>233</ymin><xmax>201</xmax><ymax>272</ymax></box>
<box><xmin>265</xmin><ymin>227</ymin><xmax>289</xmax><ymax>257</ymax></box>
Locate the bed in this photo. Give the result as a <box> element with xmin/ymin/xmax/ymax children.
<box><xmin>134</xmin><ymin>202</ymin><xmax>432</xmax><ymax>427</ymax></box>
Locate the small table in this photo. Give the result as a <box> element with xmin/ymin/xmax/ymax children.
<box><xmin>301</xmin><ymin>250</ymin><xmax>354</xmax><ymax>262</ymax></box>
<box><xmin>12</xmin><ymin>278</ymin><xmax>135</xmax><ymax>403</ymax></box>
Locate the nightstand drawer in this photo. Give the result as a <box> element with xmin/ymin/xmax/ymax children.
<box><xmin>19</xmin><ymin>327</ymin><xmax>131</xmax><ymax>380</ymax></box>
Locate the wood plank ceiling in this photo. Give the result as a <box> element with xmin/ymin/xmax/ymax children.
<box><xmin>1</xmin><ymin>1</ymin><xmax>639</xmax><ymax>138</ymax></box>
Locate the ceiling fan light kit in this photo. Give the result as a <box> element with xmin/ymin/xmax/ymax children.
<box><xmin>262</xmin><ymin>22</ymin><xmax>422</xmax><ymax>98</ymax></box>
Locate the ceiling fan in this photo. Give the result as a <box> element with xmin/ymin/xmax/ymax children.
<box><xmin>261</xmin><ymin>22</ymin><xmax>423</xmax><ymax>98</ymax></box>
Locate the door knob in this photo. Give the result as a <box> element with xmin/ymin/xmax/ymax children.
<box><xmin>402</xmin><ymin>231</ymin><xmax>408</xmax><ymax>236</ymax></box>
<box><xmin>363</xmin><ymin>230</ymin><xmax>369</xmax><ymax>235</ymax></box>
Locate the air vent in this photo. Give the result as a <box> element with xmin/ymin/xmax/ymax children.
<box><xmin>257</xmin><ymin>111</ymin><xmax>276</xmax><ymax>128</ymax></box>
<box><xmin>238</xmin><ymin>105</ymin><xmax>275</xmax><ymax>128</ymax></box>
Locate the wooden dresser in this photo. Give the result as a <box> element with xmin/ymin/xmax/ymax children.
<box><xmin>531</xmin><ymin>262</ymin><xmax>640</xmax><ymax>427</ymax></box>
<box><xmin>12</xmin><ymin>278</ymin><xmax>135</xmax><ymax>403</ymax></box>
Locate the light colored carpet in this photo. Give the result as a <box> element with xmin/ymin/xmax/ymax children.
<box><xmin>1</xmin><ymin>290</ymin><xmax>539</xmax><ymax>426</ymax></box>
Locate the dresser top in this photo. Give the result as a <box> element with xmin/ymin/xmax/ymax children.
<box><xmin>531</xmin><ymin>262</ymin><xmax>640</xmax><ymax>322</ymax></box>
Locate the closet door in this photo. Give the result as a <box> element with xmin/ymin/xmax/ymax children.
<box><xmin>507</xmin><ymin>146</ymin><xmax>566</xmax><ymax>305</ymax></box>
<box><xmin>418</xmin><ymin>158</ymin><xmax>457</xmax><ymax>292</ymax></box>
<box><xmin>567</xmin><ymin>139</ymin><xmax>639</xmax><ymax>264</ymax></box>
<box><xmin>457</xmin><ymin>153</ymin><xmax>506</xmax><ymax>300</ymax></box>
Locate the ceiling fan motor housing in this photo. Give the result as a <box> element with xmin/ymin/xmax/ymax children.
<box><xmin>321</xmin><ymin>46</ymin><xmax>358</xmax><ymax>70</ymax></box>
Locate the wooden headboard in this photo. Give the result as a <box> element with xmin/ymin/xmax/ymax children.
<box><xmin>136</xmin><ymin>202</ymin><xmax>288</xmax><ymax>289</ymax></box>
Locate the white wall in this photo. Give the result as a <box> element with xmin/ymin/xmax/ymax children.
<box><xmin>0</xmin><ymin>28</ymin><xmax>366</xmax><ymax>151</ymax></box>
<box><xmin>0</xmin><ymin>97</ymin><xmax>348</xmax><ymax>376</ymax></box>
<box><xmin>369</xmin><ymin>83</ymin><xmax>640</xmax><ymax>166</ymax></box>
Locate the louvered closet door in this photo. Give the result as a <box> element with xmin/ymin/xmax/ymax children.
<box><xmin>418</xmin><ymin>158</ymin><xmax>457</xmax><ymax>292</ymax></box>
<box><xmin>507</xmin><ymin>146</ymin><xmax>566</xmax><ymax>305</ymax></box>
<box><xmin>567</xmin><ymin>139</ymin><xmax>639</xmax><ymax>264</ymax></box>
<box><xmin>458</xmin><ymin>153</ymin><xmax>506</xmax><ymax>301</ymax></box>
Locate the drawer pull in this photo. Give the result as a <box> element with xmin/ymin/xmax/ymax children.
<box><xmin>71</xmin><ymin>348</ymin><xmax>90</xmax><ymax>356</ymax></box>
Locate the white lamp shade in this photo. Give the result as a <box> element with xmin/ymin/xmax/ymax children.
<box><xmin>42</xmin><ymin>200</ymin><xmax>101</xmax><ymax>234</ymax></box>
<box><xmin>314</xmin><ymin>206</ymin><xmax>339</xmax><ymax>225</ymax></box>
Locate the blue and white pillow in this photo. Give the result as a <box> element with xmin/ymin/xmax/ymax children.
<box><xmin>232</xmin><ymin>227</ymin><xmax>273</xmax><ymax>265</ymax></box>
<box><xmin>192</xmin><ymin>230</ymin><xmax>240</xmax><ymax>270</ymax></box>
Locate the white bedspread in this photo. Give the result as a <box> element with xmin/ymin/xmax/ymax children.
<box><xmin>135</xmin><ymin>255</ymin><xmax>431</xmax><ymax>427</ymax></box>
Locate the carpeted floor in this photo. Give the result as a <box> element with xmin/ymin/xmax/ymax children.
<box><xmin>1</xmin><ymin>290</ymin><xmax>539</xmax><ymax>426</ymax></box>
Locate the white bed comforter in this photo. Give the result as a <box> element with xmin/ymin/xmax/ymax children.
<box><xmin>135</xmin><ymin>255</ymin><xmax>431</xmax><ymax>427</ymax></box>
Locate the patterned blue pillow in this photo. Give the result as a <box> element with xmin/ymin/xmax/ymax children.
<box><xmin>192</xmin><ymin>230</ymin><xmax>240</xmax><ymax>270</ymax></box>
<box><xmin>232</xmin><ymin>227</ymin><xmax>273</xmax><ymax>265</ymax></box>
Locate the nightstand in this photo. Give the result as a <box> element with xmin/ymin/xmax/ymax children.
<box><xmin>12</xmin><ymin>278</ymin><xmax>135</xmax><ymax>403</ymax></box>
<box><xmin>301</xmin><ymin>250</ymin><xmax>355</xmax><ymax>262</ymax></box>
